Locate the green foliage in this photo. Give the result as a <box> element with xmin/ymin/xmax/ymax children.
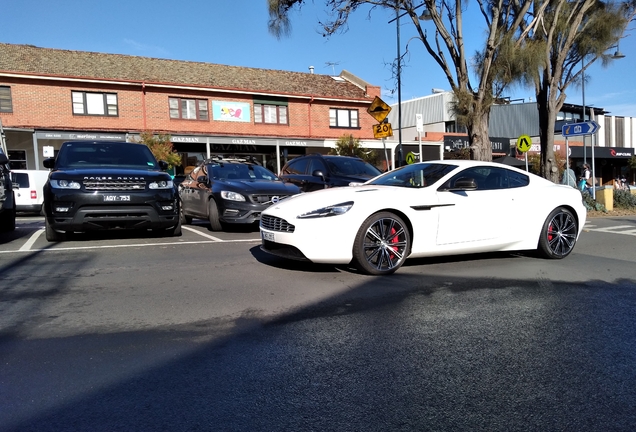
<box><xmin>329</xmin><ymin>134</ymin><xmax>381</xmax><ymax>166</ymax></box>
<box><xmin>444</xmin><ymin>147</ymin><xmax>471</xmax><ymax>160</ymax></box>
<box><xmin>133</xmin><ymin>131</ymin><xmax>181</xmax><ymax>169</ymax></box>
<box><xmin>582</xmin><ymin>191</ymin><xmax>607</xmax><ymax>212</ymax></box>
<box><xmin>525</xmin><ymin>152</ymin><xmax>565</xmax><ymax>178</ymax></box>
<box><xmin>613</xmin><ymin>189</ymin><xmax>636</xmax><ymax>209</ymax></box>
<box><xmin>628</xmin><ymin>156</ymin><xmax>636</xmax><ymax>170</ymax></box>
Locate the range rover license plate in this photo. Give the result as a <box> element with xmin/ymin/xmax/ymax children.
<box><xmin>103</xmin><ymin>195</ymin><xmax>131</xmax><ymax>202</ymax></box>
<box><xmin>262</xmin><ymin>231</ymin><xmax>275</xmax><ymax>242</ymax></box>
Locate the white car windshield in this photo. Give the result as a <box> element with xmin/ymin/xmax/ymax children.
<box><xmin>368</xmin><ymin>163</ymin><xmax>457</xmax><ymax>188</ymax></box>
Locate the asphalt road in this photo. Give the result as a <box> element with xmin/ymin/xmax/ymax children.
<box><xmin>1</xmin><ymin>215</ymin><xmax>635</xmax><ymax>431</ymax></box>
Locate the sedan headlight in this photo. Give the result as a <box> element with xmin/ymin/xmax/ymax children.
<box><xmin>149</xmin><ymin>180</ymin><xmax>173</xmax><ymax>189</ymax></box>
<box><xmin>50</xmin><ymin>179</ymin><xmax>81</xmax><ymax>189</ymax></box>
<box><xmin>221</xmin><ymin>190</ymin><xmax>246</xmax><ymax>202</ymax></box>
<box><xmin>298</xmin><ymin>201</ymin><xmax>354</xmax><ymax>219</ymax></box>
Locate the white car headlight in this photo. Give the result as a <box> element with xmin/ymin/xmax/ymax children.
<box><xmin>298</xmin><ymin>201</ymin><xmax>354</xmax><ymax>219</ymax></box>
<box><xmin>221</xmin><ymin>190</ymin><xmax>246</xmax><ymax>201</ymax></box>
<box><xmin>50</xmin><ymin>179</ymin><xmax>81</xmax><ymax>189</ymax></box>
<box><xmin>149</xmin><ymin>180</ymin><xmax>173</xmax><ymax>189</ymax></box>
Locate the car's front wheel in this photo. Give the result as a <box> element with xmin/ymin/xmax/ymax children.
<box><xmin>45</xmin><ymin>217</ymin><xmax>66</xmax><ymax>242</ymax></box>
<box><xmin>208</xmin><ymin>199</ymin><xmax>223</xmax><ymax>231</ymax></box>
<box><xmin>180</xmin><ymin>204</ymin><xmax>192</xmax><ymax>225</ymax></box>
<box><xmin>537</xmin><ymin>207</ymin><xmax>578</xmax><ymax>259</ymax></box>
<box><xmin>352</xmin><ymin>211</ymin><xmax>410</xmax><ymax>276</ymax></box>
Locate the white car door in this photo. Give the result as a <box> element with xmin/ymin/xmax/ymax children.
<box><xmin>435</xmin><ymin>166</ymin><xmax>517</xmax><ymax>246</ymax></box>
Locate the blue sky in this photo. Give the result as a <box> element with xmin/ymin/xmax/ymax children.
<box><xmin>2</xmin><ymin>0</ymin><xmax>635</xmax><ymax>118</ymax></box>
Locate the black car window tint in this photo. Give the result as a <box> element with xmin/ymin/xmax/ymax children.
<box><xmin>326</xmin><ymin>159</ymin><xmax>347</xmax><ymax>175</ymax></box>
<box><xmin>285</xmin><ymin>158</ymin><xmax>309</xmax><ymax>175</ymax></box>
<box><xmin>309</xmin><ymin>159</ymin><xmax>327</xmax><ymax>174</ymax></box>
<box><xmin>507</xmin><ymin>170</ymin><xmax>530</xmax><ymax>188</ymax></box>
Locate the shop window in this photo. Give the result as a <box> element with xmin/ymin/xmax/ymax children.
<box><xmin>329</xmin><ymin>108</ymin><xmax>359</xmax><ymax>128</ymax></box>
<box><xmin>169</xmin><ymin>98</ymin><xmax>208</xmax><ymax>120</ymax></box>
<box><xmin>72</xmin><ymin>91</ymin><xmax>118</xmax><ymax>116</ymax></box>
<box><xmin>8</xmin><ymin>150</ymin><xmax>27</xmax><ymax>170</ymax></box>
<box><xmin>0</xmin><ymin>86</ymin><xmax>13</xmax><ymax>113</ymax></box>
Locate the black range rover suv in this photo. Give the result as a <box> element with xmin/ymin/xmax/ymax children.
<box><xmin>43</xmin><ymin>140</ymin><xmax>181</xmax><ymax>241</ymax></box>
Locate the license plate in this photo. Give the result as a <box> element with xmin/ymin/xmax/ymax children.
<box><xmin>262</xmin><ymin>231</ymin><xmax>275</xmax><ymax>242</ymax></box>
<box><xmin>103</xmin><ymin>195</ymin><xmax>131</xmax><ymax>202</ymax></box>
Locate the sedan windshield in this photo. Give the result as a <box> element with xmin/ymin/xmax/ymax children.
<box><xmin>57</xmin><ymin>142</ymin><xmax>158</xmax><ymax>169</ymax></box>
<box><xmin>368</xmin><ymin>163</ymin><xmax>457</xmax><ymax>188</ymax></box>
<box><xmin>325</xmin><ymin>158</ymin><xmax>382</xmax><ymax>177</ymax></box>
<box><xmin>210</xmin><ymin>163</ymin><xmax>279</xmax><ymax>181</ymax></box>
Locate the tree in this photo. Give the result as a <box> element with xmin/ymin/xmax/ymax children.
<box><xmin>520</xmin><ymin>0</ymin><xmax>635</xmax><ymax>182</ymax></box>
<box><xmin>268</xmin><ymin>0</ymin><xmax>535</xmax><ymax>161</ymax></box>
<box><xmin>329</xmin><ymin>134</ymin><xmax>383</xmax><ymax>166</ymax></box>
<box><xmin>133</xmin><ymin>131</ymin><xmax>182</xmax><ymax>169</ymax></box>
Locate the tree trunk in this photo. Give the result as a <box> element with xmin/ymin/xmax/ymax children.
<box><xmin>537</xmin><ymin>85</ymin><xmax>559</xmax><ymax>183</ymax></box>
<box><xmin>468</xmin><ymin>99</ymin><xmax>493</xmax><ymax>161</ymax></box>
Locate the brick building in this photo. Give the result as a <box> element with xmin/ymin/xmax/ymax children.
<box><xmin>0</xmin><ymin>43</ymin><xmax>388</xmax><ymax>173</ymax></box>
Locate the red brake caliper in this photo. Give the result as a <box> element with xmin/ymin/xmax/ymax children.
<box><xmin>389</xmin><ymin>227</ymin><xmax>398</xmax><ymax>259</ymax></box>
<box><xmin>548</xmin><ymin>223</ymin><xmax>554</xmax><ymax>242</ymax></box>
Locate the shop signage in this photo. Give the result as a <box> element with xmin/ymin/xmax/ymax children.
<box><xmin>36</xmin><ymin>131</ymin><xmax>126</xmax><ymax>141</ymax></box>
<box><xmin>569</xmin><ymin>146</ymin><xmax>634</xmax><ymax>158</ymax></box>
<box><xmin>443</xmin><ymin>136</ymin><xmax>510</xmax><ymax>154</ymax></box>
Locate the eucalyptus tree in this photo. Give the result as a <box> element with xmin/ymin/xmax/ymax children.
<box><xmin>268</xmin><ymin>0</ymin><xmax>535</xmax><ymax>161</ymax></box>
<box><xmin>519</xmin><ymin>0</ymin><xmax>635</xmax><ymax>181</ymax></box>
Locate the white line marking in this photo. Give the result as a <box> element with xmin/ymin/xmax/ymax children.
<box><xmin>588</xmin><ymin>225</ymin><xmax>633</xmax><ymax>232</ymax></box>
<box><xmin>182</xmin><ymin>226</ymin><xmax>224</xmax><ymax>241</ymax></box>
<box><xmin>19</xmin><ymin>228</ymin><xmax>44</xmax><ymax>251</ymax></box>
<box><xmin>0</xmin><ymin>238</ymin><xmax>262</xmax><ymax>254</ymax></box>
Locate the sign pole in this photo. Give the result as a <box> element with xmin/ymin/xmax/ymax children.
<box><xmin>418</xmin><ymin>131</ymin><xmax>422</xmax><ymax>163</ymax></box>
<box><xmin>382</xmin><ymin>138</ymin><xmax>389</xmax><ymax>171</ymax></box>
<box><xmin>565</xmin><ymin>136</ymin><xmax>569</xmax><ymax>185</ymax></box>
<box><xmin>590</xmin><ymin>108</ymin><xmax>596</xmax><ymax>200</ymax></box>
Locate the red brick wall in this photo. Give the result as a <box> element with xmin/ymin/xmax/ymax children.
<box><xmin>1</xmin><ymin>77</ymin><xmax>377</xmax><ymax>140</ymax></box>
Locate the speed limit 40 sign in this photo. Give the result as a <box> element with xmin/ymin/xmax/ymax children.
<box><xmin>373</xmin><ymin>122</ymin><xmax>393</xmax><ymax>139</ymax></box>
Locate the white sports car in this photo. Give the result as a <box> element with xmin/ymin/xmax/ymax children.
<box><xmin>260</xmin><ymin>160</ymin><xmax>587</xmax><ymax>275</ymax></box>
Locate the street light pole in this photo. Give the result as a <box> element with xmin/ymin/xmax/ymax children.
<box><xmin>396</xmin><ymin>2</ymin><xmax>403</xmax><ymax>168</ymax></box>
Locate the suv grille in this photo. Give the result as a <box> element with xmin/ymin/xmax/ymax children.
<box><xmin>250</xmin><ymin>194</ymin><xmax>291</xmax><ymax>205</ymax></box>
<box><xmin>261</xmin><ymin>214</ymin><xmax>295</xmax><ymax>232</ymax></box>
<box><xmin>84</xmin><ymin>179</ymin><xmax>146</xmax><ymax>191</ymax></box>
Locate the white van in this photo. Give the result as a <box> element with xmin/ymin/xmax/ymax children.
<box><xmin>11</xmin><ymin>169</ymin><xmax>49</xmax><ymax>214</ymax></box>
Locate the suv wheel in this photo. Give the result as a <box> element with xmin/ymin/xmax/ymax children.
<box><xmin>208</xmin><ymin>199</ymin><xmax>223</xmax><ymax>231</ymax></box>
<box><xmin>45</xmin><ymin>217</ymin><xmax>66</xmax><ymax>242</ymax></box>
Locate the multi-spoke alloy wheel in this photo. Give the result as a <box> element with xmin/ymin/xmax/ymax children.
<box><xmin>352</xmin><ymin>212</ymin><xmax>410</xmax><ymax>275</ymax></box>
<box><xmin>538</xmin><ymin>207</ymin><xmax>578</xmax><ymax>259</ymax></box>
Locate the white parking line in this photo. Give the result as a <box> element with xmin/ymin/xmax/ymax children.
<box><xmin>182</xmin><ymin>226</ymin><xmax>224</xmax><ymax>241</ymax></box>
<box><xmin>19</xmin><ymin>228</ymin><xmax>44</xmax><ymax>251</ymax></box>
<box><xmin>0</xmin><ymin>238</ymin><xmax>262</xmax><ymax>254</ymax></box>
<box><xmin>588</xmin><ymin>225</ymin><xmax>633</xmax><ymax>232</ymax></box>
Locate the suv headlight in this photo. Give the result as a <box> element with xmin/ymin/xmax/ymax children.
<box><xmin>221</xmin><ymin>190</ymin><xmax>246</xmax><ymax>201</ymax></box>
<box><xmin>298</xmin><ymin>201</ymin><xmax>354</xmax><ymax>219</ymax></box>
<box><xmin>50</xmin><ymin>179</ymin><xmax>81</xmax><ymax>189</ymax></box>
<box><xmin>149</xmin><ymin>180</ymin><xmax>173</xmax><ymax>189</ymax></box>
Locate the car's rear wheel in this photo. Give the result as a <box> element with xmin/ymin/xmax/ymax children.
<box><xmin>538</xmin><ymin>207</ymin><xmax>578</xmax><ymax>259</ymax></box>
<box><xmin>208</xmin><ymin>199</ymin><xmax>223</xmax><ymax>231</ymax></box>
<box><xmin>45</xmin><ymin>217</ymin><xmax>66</xmax><ymax>242</ymax></box>
<box><xmin>352</xmin><ymin>211</ymin><xmax>410</xmax><ymax>276</ymax></box>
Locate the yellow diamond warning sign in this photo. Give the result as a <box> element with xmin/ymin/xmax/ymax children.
<box><xmin>367</xmin><ymin>96</ymin><xmax>392</xmax><ymax>123</ymax></box>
